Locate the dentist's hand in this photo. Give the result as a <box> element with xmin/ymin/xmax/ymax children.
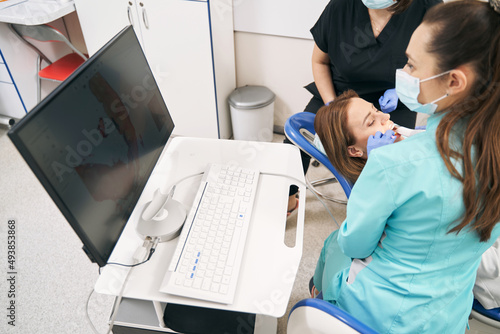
<box><xmin>367</xmin><ymin>130</ymin><xmax>397</xmax><ymax>157</ymax></box>
<box><xmin>379</xmin><ymin>88</ymin><xmax>398</xmax><ymax>113</ymax></box>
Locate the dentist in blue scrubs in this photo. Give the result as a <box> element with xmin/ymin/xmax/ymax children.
<box><xmin>313</xmin><ymin>1</ymin><xmax>500</xmax><ymax>333</ymax></box>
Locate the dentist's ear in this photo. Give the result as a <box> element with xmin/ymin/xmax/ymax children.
<box><xmin>347</xmin><ymin>145</ymin><xmax>364</xmax><ymax>158</ymax></box>
<box><xmin>447</xmin><ymin>65</ymin><xmax>472</xmax><ymax>97</ymax></box>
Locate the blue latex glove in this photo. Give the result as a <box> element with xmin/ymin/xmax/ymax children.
<box><xmin>367</xmin><ymin>130</ymin><xmax>397</xmax><ymax>156</ymax></box>
<box><xmin>378</xmin><ymin>88</ymin><xmax>398</xmax><ymax>113</ymax></box>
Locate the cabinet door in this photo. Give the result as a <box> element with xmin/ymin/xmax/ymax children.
<box><xmin>139</xmin><ymin>0</ymin><xmax>218</xmax><ymax>138</ymax></box>
<box><xmin>74</xmin><ymin>0</ymin><xmax>142</xmax><ymax>56</ymax></box>
<box><xmin>0</xmin><ymin>50</ymin><xmax>27</xmax><ymax>118</ymax></box>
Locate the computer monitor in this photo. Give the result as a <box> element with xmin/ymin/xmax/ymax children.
<box><xmin>8</xmin><ymin>25</ymin><xmax>175</xmax><ymax>267</ymax></box>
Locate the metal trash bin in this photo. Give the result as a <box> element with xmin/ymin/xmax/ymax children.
<box><xmin>228</xmin><ymin>85</ymin><xmax>275</xmax><ymax>142</ymax></box>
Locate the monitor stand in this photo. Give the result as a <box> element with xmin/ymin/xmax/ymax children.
<box><xmin>136</xmin><ymin>192</ymin><xmax>187</xmax><ymax>242</ymax></box>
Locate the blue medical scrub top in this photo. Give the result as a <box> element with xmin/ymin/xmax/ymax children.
<box><xmin>318</xmin><ymin>113</ymin><xmax>500</xmax><ymax>333</ymax></box>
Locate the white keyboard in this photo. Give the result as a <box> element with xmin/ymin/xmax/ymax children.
<box><xmin>160</xmin><ymin>163</ymin><xmax>260</xmax><ymax>304</ymax></box>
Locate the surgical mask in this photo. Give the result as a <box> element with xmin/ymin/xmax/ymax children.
<box><xmin>362</xmin><ymin>0</ymin><xmax>396</xmax><ymax>10</ymax></box>
<box><xmin>395</xmin><ymin>69</ymin><xmax>450</xmax><ymax>115</ymax></box>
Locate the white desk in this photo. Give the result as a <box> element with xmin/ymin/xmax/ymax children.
<box><xmin>0</xmin><ymin>0</ymin><xmax>75</xmax><ymax>25</ymax></box>
<box><xmin>95</xmin><ymin>137</ymin><xmax>306</xmax><ymax>331</ymax></box>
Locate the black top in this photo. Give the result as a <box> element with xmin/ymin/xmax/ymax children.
<box><xmin>309</xmin><ymin>0</ymin><xmax>442</xmax><ymax>127</ymax></box>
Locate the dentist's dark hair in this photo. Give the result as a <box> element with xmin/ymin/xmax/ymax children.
<box><xmin>389</xmin><ymin>0</ymin><xmax>413</xmax><ymax>14</ymax></box>
<box><xmin>423</xmin><ymin>0</ymin><xmax>500</xmax><ymax>241</ymax></box>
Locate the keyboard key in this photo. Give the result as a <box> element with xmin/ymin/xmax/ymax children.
<box><xmin>202</xmin><ymin>279</ymin><xmax>211</xmax><ymax>291</ymax></box>
<box><xmin>193</xmin><ymin>278</ymin><xmax>203</xmax><ymax>289</ymax></box>
<box><xmin>211</xmin><ymin>283</ymin><xmax>220</xmax><ymax>293</ymax></box>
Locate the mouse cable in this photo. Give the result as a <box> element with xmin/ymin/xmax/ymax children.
<box><xmin>106</xmin><ymin>236</ymin><xmax>163</xmax><ymax>334</ymax></box>
<box><xmin>87</xmin><ymin>236</ymin><xmax>160</xmax><ymax>334</ymax></box>
<box><xmin>85</xmin><ymin>261</ymin><xmax>136</xmax><ymax>334</ymax></box>
<box><xmin>260</xmin><ymin>172</ymin><xmax>341</xmax><ymax>229</ymax></box>
<box><xmin>105</xmin><ymin>261</ymin><xmax>134</xmax><ymax>334</ymax></box>
<box><xmin>85</xmin><ymin>288</ymin><xmax>101</xmax><ymax>334</ymax></box>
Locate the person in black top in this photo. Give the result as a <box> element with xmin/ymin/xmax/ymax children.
<box><xmin>309</xmin><ymin>0</ymin><xmax>441</xmax><ymax>125</ymax></box>
<box><xmin>286</xmin><ymin>0</ymin><xmax>441</xmax><ymax>213</ymax></box>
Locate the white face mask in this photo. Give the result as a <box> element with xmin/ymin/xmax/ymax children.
<box><xmin>362</xmin><ymin>0</ymin><xmax>396</xmax><ymax>10</ymax></box>
<box><xmin>395</xmin><ymin>69</ymin><xmax>450</xmax><ymax>115</ymax></box>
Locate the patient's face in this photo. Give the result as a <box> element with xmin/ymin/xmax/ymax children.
<box><xmin>346</xmin><ymin>98</ymin><xmax>398</xmax><ymax>158</ymax></box>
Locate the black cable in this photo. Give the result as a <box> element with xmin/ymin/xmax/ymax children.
<box><xmin>106</xmin><ymin>248</ymin><xmax>157</xmax><ymax>268</ymax></box>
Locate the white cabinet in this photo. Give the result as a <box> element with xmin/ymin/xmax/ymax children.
<box><xmin>0</xmin><ymin>49</ymin><xmax>27</xmax><ymax>120</ymax></box>
<box><xmin>74</xmin><ymin>0</ymin><xmax>235</xmax><ymax>138</ymax></box>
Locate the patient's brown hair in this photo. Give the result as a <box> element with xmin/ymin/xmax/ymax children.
<box><xmin>314</xmin><ymin>90</ymin><xmax>366</xmax><ymax>185</ymax></box>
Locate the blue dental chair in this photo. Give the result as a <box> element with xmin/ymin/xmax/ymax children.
<box><xmin>470</xmin><ymin>299</ymin><xmax>500</xmax><ymax>330</ymax></box>
<box><xmin>284</xmin><ymin>112</ymin><xmax>353</xmax><ymax>203</ymax></box>
<box><xmin>287</xmin><ymin>298</ymin><xmax>379</xmax><ymax>334</ymax></box>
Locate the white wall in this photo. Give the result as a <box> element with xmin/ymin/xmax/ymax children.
<box><xmin>233</xmin><ymin>0</ymin><xmax>328</xmax><ymax>40</ymax></box>
<box><xmin>234</xmin><ymin>32</ymin><xmax>315</xmax><ymax>130</ymax></box>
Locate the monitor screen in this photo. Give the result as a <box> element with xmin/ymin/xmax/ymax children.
<box><xmin>8</xmin><ymin>25</ymin><xmax>174</xmax><ymax>267</ymax></box>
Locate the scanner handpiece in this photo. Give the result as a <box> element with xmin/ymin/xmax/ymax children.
<box><xmin>142</xmin><ymin>187</ymin><xmax>174</xmax><ymax>221</ymax></box>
